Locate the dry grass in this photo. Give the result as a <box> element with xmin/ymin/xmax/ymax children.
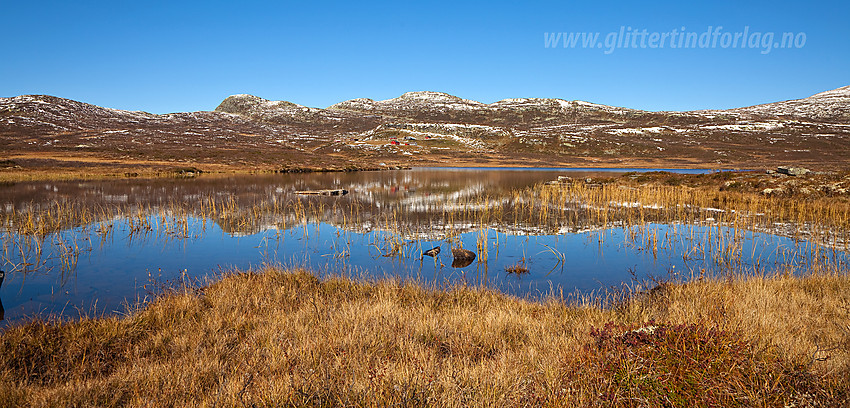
<box><xmin>538</xmin><ymin>180</ymin><xmax>850</xmax><ymax>231</ymax></box>
<box><xmin>1</xmin><ymin>267</ymin><xmax>848</xmax><ymax>407</ymax></box>
<box><xmin>505</xmin><ymin>258</ymin><xmax>529</xmax><ymax>275</ymax></box>
<box><xmin>5</xmin><ymin>173</ymin><xmax>849</xmax><ymax>241</ymax></box>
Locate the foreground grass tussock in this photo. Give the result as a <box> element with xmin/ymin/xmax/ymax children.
<box><xmin>1</xmin><ymin>268</ymin><xmax>849</xmax><ymax>407</ymax></box>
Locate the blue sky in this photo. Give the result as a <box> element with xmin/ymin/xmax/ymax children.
<box><xmin>2</xmin><ymin>0</ymin><xmax>847</xmax><ymax>113</ymax></box>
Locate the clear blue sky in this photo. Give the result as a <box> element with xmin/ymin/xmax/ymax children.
<box><xmin>2</xmin><ymin>0</ymin><xmax>847</xmax><ymax>113</ymax></box>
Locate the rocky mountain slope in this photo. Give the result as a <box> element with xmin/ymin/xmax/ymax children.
<box><xmin>2</xmin><ymin>86</ymin><xmax>849</xmax><ymax>172</ymax></box>
<box><xmin>731</xmin><ymin>86</ymin><xmax>850</xmax><ymax>121</ymax></box>
<box><xmin>0</xmin><ymin>95</ymin><xmax>356</xmax><ymax>171</ymax></box>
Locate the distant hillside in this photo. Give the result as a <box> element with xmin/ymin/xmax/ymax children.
<box><xmin>730</xmin><ymin>86</ymin><xmax>850</xmax><ymax>121</ymax></box>
<box><xmin>2</xmin><ymin>86</ymin><xmax>849</xmax><ymax>172</ymax></box>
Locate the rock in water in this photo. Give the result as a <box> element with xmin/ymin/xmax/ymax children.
<box><xmin>451</xmin><ymin>258</ymin><xmax>475</xmax><ymax>268</ymax></box>
<box><xmin>451</xmin><ymin>247</ymin><xmax>476</xmax><ymax>261</ymax></box>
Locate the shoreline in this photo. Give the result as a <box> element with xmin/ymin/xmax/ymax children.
<box><xmin>3</xmin><ymin>160</ymin><xmax>846</xmax><ymax>202</ymax></box>
<box><xmin>4</xmin><ymin>150</ymin><xmax>841</xmax><ymax>182</ymax></box>
<box><xmin>0</xmin><ymin>156</ymin><xmax>772</xmax><ymax>183</ymax></box>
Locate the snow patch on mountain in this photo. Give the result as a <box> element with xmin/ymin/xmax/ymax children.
<box><xmin>701</xmin><ymin>121</ymin><xmax>785</xmax><ymax>131</ymax></box>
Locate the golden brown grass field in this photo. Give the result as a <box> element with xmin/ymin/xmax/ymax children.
<box><xmin>1</xmin><ymin>266</ymin><xmax>848</xmax><ymax>407</ymax></box>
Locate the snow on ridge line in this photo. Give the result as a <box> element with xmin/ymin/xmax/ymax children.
<box><xmin>808</xmin><ymin>85</ymin><xmax>850</xmax><ymax>99</ymax></box>
<box><xmin>329</xmin><ymin>92</ymin><xmax>638</xmax><ymax>114</ymax></box>
<box><xmin>222</xmin><ymin>94</ymin><xmax>308</xmax><ymax>110</ymax></box>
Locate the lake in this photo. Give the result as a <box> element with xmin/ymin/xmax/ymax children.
<box><xmin>0</xmin><ymin>167</ymin><xmax>844</xmax><ymax>325</ymax></box>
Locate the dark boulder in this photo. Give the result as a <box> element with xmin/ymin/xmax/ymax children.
<box><xmin>451</xmin><ymin>247</ymin><xmax>476</xmax><ymax>263</ymax></box>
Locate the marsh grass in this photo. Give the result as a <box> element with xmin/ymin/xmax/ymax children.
<box><xmin>537</xmin><ymin>181</ymin><xmax>850</xmax><ymax>249</ymax></box>
<box><xmin>0</xmin><ymin>178</ymin><xmax>850</xmax><ymax>242</ymax></box>
<box><xmin>3</xmin><ymin>179</ymin><xmax>849</xmax><ymax>280</ymax></box>
<box><xmin>0</xmin><ymin>267</ymin><xmax>848</xmax><ymax>407</ymax></box>
<box><xmin>4</xmin><ymin>180</ymin><xmax>849</xmax><ymax>244</ymax></box>
<box><xmin>505</xmin><ymin>258</ymin><xmax>529</xmax><ymax>275</ymax></box>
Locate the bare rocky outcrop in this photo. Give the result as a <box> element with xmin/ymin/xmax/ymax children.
<box><xmin>731</xmin><ymin>86</ymin><xmax>850</xmax><ymax>122</ymax></box>
<box><xmin>776</xmin><ymin>166</ymin><xmax>811</xmax><ymax>176</ymax></box>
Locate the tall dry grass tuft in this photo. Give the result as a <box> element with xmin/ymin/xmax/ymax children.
<box><xmin>0</xmin><ymin>267</ymin><xmax>848</xmax><ymax>407</ymax></box>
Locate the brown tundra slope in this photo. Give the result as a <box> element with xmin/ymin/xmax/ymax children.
<box><xmin>1</xmin><ymin>86</ymin><xmax>849</xmax><ymax>175</ymax></box>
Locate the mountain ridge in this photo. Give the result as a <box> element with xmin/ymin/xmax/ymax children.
<box><xmin>221</xmin><ymin>86</ymin><xmax>849</xmax><ymax>121</ymax></box>
<box><xmin>2</xmin><ymin>86</ymin><xmax>849</xmax><ymax>173</ymax></box>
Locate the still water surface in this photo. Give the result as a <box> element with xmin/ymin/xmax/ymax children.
<box><xmin>0</xmin><ymin>168</ymin><xmax>838</xmax><ymax>324</ymax></box>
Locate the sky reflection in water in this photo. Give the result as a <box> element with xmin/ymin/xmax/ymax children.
<box><xmin>0</xmin><ymin>168</ymin><xmax>839</xmax><ymax>324</ymax></box>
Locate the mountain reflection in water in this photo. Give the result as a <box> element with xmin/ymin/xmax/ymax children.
<box><xmin>3</xmin><ymin>167</ymin><xmax>843</xmax><ymax>325</ymax></box>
